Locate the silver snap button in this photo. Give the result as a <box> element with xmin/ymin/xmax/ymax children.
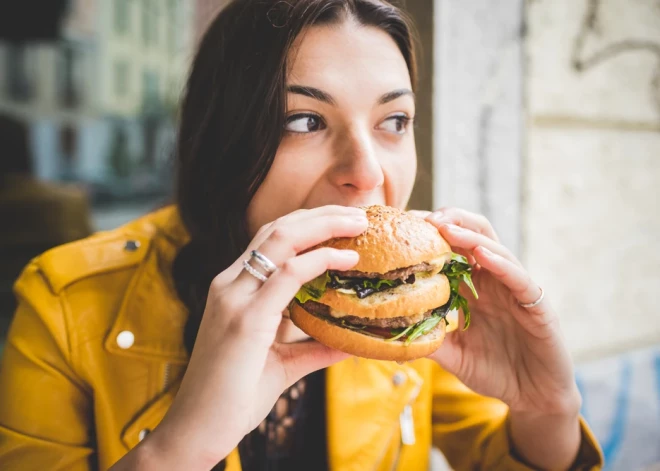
<box><xmin>116</xmin><ymin>330</ymin><xmax>135</xmax><ymax>349</ymax></box>
<box><xmin>124</xmin><ymin>240</ymin><xmax>141</xmax><ymax>252</ymax></box>
<box><xmin>138</xmin><ymin>429</ymin><xmax>150</xmax><ymax>441</ymax></box>
<box><xmin>392</xmin><ymin>371</ymin><xmax>406</xmax><ymax>386</ymax></box>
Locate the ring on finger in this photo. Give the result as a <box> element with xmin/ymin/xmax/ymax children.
<box><xmin>242</xmin><ymin>260</ymin><xmax>269</xmax><ymax>282</ymax></box>
<box><xmin>519</xmin><ymin>287</ymin><xmax>545</xmax><ymax>308</ymax></box>
<box><xmin>251</xmin><ymin>249</ymin><xmax>277</xmax><ymax>273</ymax></box>
<box><xmin>242</xmin><ymin>250</ymin><xmax>278</xmax><ymax>283</ymax></box>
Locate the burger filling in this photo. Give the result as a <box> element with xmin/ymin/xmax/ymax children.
<box><xmin>299</xmin><ymin>297</ymin><xmax>455</xmax><ymax>345</ymax></box>
<box><xmin>301</xmin><ymin>300</ymin><xmax>433</xmax><ymax>328</ymax></box>
<box><xmin>293</xmin><ymin>253</ymin><xmax>478</xmax><ymax>341</ymax></box>
<box><xmin>337</xmin><ymin>261</ymin><xmax>436</xmax><ymax>281</ymax></box>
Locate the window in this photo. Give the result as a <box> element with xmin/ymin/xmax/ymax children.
<box><xmin>114</xmin><ymin>0</ymin><xmax>130</xmax><ymax>35</ymax></box>
<box><xmin>57</xmin><ymin>44</ymin><xmax>81</xmax><ymax>108</ymax></box>
<box><xmin>142</xmin><ymin>69</ymin><xmax>159</xmax><ymax>107</ymax></box>
<box><xmin>114</xmin><ymin>60</ymin><xmax>129</xmax><ymax>97</ymax></box>
<box><xmin>60</xmin><ymin>125</ymin><xmax>78</xmax><ymax>165</ymax></box>
<box><xmin>142</xmin><ymin>0</ymin><xmax>158</xmax><ymax>47</ymax></box>
<box><xmin>167</xmin><ymin>0</ymin><xmax>178</xmax><ymax>53</ymax></box>
<box><xmin>5</xmin><ymin>44</ymin><xmax>34</xmax><ymax>101</ymax></box>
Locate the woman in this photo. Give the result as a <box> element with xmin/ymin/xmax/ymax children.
<box><xmin>0</xmin><ymin>0</ymin><xmax>603</xmax><ymax>470</ymax></box>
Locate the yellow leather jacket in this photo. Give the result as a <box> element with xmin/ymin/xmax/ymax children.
<box><xmin>0</xmin><ymin>207</ymin><xmax>603</xmax><ymax>470</ymax></box>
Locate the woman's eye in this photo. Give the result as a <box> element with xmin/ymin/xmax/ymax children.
<box><xmin>285</xmin><ymin>114</ymin><xmax>326</xmax><ymax>133</ymax></box>
<box><xmin>379</xmin><ymin>115</ymin><xmax>412</xmax><ymax>135</ymax></box>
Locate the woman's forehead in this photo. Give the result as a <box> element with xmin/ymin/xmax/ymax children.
<box><xmin>286</xmin><ymin>23</ymin><xmax>412</xmax><ymax>96</ymax></box>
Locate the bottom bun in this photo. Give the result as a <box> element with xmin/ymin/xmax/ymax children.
<box><xmin>290</xmin><ymin>302</ymin><xmax>446</xmax><ymax>362</ymax></box>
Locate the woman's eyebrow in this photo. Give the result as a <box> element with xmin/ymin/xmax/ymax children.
<box><xmin>287</xmin><ymin>85</ymin><xmax>414</xmax><ymax>106</ymax></box>
<box><xmin>378</xmin><ymin>88</ymin><xmax>414</xmax><ymax>104</ymax></box>
<box><xmin>287</xmin><ymin>85</ymin><xmax>336</xmax><ymax>105</ymax></box>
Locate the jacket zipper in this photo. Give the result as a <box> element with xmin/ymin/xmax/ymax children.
<box><xmin>162</xmin><ymin>363</ymin><xmax>171</xmax><ymax>391</ymax></box>
<box><xmin>399</xmin><ymin>404</ymin><xmax>416</xmax><ymax>445</ymax></box>
<box><xmin>389</xmin><ymin>387</ymin><xmax>421</xmax><ymax>471</ymax></box>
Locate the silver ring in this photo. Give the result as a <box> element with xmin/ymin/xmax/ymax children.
<box><xmin>250</xmin><ymin>250</ymin><xmax>277</xmax><ymax>273</ymax></box>
<box><xmin>243</xmin><ymin>260</ymin><xmax>269</xmax><ymax>282</ymax></box>
<box><xmin>519</xmin><ymin>287</ymin><xmax>545</xmax><ymax>308</ymax></box>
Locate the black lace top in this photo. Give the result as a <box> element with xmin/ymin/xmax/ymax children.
<box><xmin>213</xmin><ymin>369</ymin><xmax>328</xmax><ymax>471</ymax></box>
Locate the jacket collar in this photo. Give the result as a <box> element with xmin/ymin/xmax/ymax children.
<box><xmin>104</xmin><ymin>206</ymin><xmax>191</xmax><ymax>364</ymax></box>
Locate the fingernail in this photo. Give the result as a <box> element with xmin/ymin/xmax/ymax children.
<box><xmin>346</xmin><ymin>206</ymin><xmax>366</xmax><ymax>214</ymax></box>
<box><xmin>351</xmin><ymin>214</ymin><xmax>369</xmax><ymax>224</ymax></box>
<box><xmin>444</xmin><ymin>223</ymin><xmax>462</xmax><ymax>232</ymax></box>
<box><xmin>479</xmin><ymin>246</ymin><xmax>492</xmax><ymax>256</ymax></box>
<box><xmin>427</xmin><ymin>212</ymin><xmax>444</xmax><ymax>223</ymax></box>
<box><xmin>408</xmin><ymin>210</ymin><xmax>431</xmax><ymax>218</ymax></box>
<box><xmin>339</xmin><ymin>250</ymin><xmax>360</xmax><ymax>261</ymax></box>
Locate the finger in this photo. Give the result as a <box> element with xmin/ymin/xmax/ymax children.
<box><xmin>427</xmin><ymin>332</ymin><xmax>463</xmax><ymax>375</ymax></box>
<box><xmin>243</xmin><ymin>248</ymin><xmax>359</xmax><ymax>330</ymax></box>
<box><xmin>234</xmin><ymin>212</ymin><xmax>367</xmax><ymax>291</ymax></box>
<box><xmin>426</xmin><ymin>207</ymin><xmax>499</xmax><ymax>242</ymax></box>
<box><xmin>223</xmin><ymin>206</ymin><xmax>367</xmax><ymax>281</ymax></box>
<box><xmin>453</xmin><ymin>247</ymin><xmax>477</xmax><ymax>267</ymax></box>
<box><xmin>407</xmin><ymin>209</ymin><xmax>431</xmax><ymax>219</ymax></box>
<box><xmin>213</xmin><ymin>220</ymin><xmax>279</xmax><ymax>286</ymax></box>
<box><xmin>473</xmin><ymin>246</ymin><xmax>545</xmax><ymax>311</ymax></box>
<box><xmin>438</xmin><ymin>224</ymin><xmax>522</xmax><ymax>267</ymax></box>
<box><xmin>253</xmin><ymin>205</ymin><xmax>366</xmax><ymax>245</ymax></box>
<box><xmin>273</xmin><ymin>340</ymin><xmax>350</xmax><ymax>388</ymax></box>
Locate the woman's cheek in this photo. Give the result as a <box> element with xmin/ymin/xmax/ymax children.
<box><xmin>384</xmin><ymin>149</ymin><xmax>417</xmax><ymax>208</ymax></box>
<box><xmin>246</xmin><ymin>145</ymin><xmax>317</xmax><ymax>235</ymax></box>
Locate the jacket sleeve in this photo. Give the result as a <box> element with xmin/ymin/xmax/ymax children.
<box><xmin>430</xmin><ymin>362</ymin><xmax>603</xmax><ymax>470</ymax></box>
<box><xmin>0</xmin><ymin>263</ymin><xmax>94</xmax><ymax>471</ymax></box>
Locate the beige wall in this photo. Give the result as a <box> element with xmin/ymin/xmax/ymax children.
<box><xmin>432</xmin><ymin>0</ymin><xmax>524</xmax><ymax>255</ymax></box>
<box><xmin>525</xmin><ymin>0</ymin><xmax>660</xmax><ymax>360</ymax></box>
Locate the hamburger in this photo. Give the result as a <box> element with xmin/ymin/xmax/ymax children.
<box><xmin>289</xmin><ymin>205</ymin><xmax>477</xmax><ymax>362</ymax></box>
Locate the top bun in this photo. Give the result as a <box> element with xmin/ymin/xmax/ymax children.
<box><xmin>318</xmin><ymin>205</ymin><xmax>450</xmax><ymax>273</ymax></box>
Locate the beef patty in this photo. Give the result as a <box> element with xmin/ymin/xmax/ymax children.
<box><xmin>300</xmin><ymin>300</ymin><xmax>434</xmax><ymax>328</ymax></box>
<box><xmin>333</xmin><ymin>261</ymin><xmax>435</xmax><ymax>281</ymax></box>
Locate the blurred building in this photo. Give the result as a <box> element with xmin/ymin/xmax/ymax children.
<box><xmin>99</xmin><ymin>0</ymin><xmax>190</xmax><ymax>117</ymax></box>
<box><xmin>0</xmin><ymin>0</ymin><xmax>194</xmax><ymax>201</ymax></box>
<box><xmin>94</xmin><ymin>0</ymin><xmax>194</xmax><ymax>201</ymax></box>
<box><xmin>0</xmin><ymin>0</ymin><xmax>98</xmax><ymax>182</ymax></box>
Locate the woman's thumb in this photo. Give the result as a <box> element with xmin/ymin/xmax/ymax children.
<box><xmin>274</xmin><ymin>340</ymin><xmax>350</xmax><ymax>387</ymax></box>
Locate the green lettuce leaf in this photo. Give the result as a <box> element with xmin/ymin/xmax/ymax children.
<box><xmin>441</xmin><ymin>253</ymin><xmax>478</xmax><ymax>330</ymax></box>
<box><xmin>385</xmin><ymin>324</ymin><xmax>415</xmax><ymax>342</ymax></box>
<box><xmin>363</xmin><ymin>278</ymin><xmax>397</xmax><ymax>290</ymax></box>
<box><xmin>294</xmin><ymin>272</ymin><xmax>331</xmax><ymax>304</ymax></box>
<box><xmin>404</xmin><ymin>314</ymin><xmax>443</xmax><ymax>345</ymax></box>
<box><xmin>448</xmin><ymin>293</ymin><xmax>471</xmax><ymax>330</ymax></box>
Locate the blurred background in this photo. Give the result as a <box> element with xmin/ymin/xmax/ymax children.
<box><xmin>0</xmin><ymin>1</ymin><xmax>658</xmax><ymax>470</ymax></box>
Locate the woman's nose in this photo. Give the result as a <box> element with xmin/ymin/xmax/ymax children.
<box><xmin>330</xmin><ymin>128</ymin><xmax>385</xmax><ymax>192</ymax></box>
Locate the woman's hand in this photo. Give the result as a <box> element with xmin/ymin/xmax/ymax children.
<box><xmin>415</xmin><ymin>207</ymin><xmax>583</xmax><ymax>469</ymax></box>
<box><xmin>115</xmin><ymin>206</ymin><xmax>367</xmax><ymax>471</ymax></box>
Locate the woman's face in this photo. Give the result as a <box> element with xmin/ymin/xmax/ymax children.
<box><xmin>247</xmin><ymin>20</ymin><xmax>417</xmax><ymax>235</ymax></box>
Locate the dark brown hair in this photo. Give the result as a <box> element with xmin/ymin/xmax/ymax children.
<box><xmin>174</xmin><ymin>0</ymin><xmax>417</xmax><ymax>354</ymax></box>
